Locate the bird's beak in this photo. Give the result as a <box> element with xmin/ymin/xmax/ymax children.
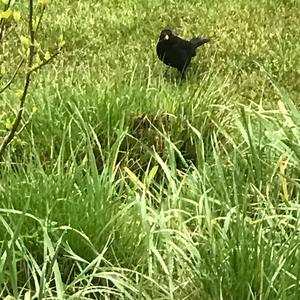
<box><xmin>164</xmin><ymin>34</ymin><xmax>169</xmax><ymax>40</ymax></box>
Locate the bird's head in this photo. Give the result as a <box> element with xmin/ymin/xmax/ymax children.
<box><xmin>159</xmin><ymin>29</ymin><xmax>174</xmax><ymax>42</ymax></box>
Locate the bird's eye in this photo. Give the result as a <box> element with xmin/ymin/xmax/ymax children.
<box><xmin>164</xmin><ymin>34</ymin><xmax>169</xmax><ymax>40</ymax></box>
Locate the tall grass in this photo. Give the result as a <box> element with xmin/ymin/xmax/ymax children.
<box><xmin>1</xmin><ymin>0</ymin><xmax>299</xmax><ymax>299</ymax></box>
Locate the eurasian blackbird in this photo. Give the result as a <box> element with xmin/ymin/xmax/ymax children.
<box><xmin>156</xmin><ymin>29</ymin><xmax>209</xmax><ymax>76</ymax></box>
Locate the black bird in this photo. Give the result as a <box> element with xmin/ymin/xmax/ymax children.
<box><xmin>156</xmin><ymin>29</ymin><xmax>209</xmax><ymax>77</ymax></box>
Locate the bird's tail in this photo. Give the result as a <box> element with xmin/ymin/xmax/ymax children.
<box><xmin>190</xmin><ymin>37</ymin><xmax>209</xmax><ymax>49</ymax></box>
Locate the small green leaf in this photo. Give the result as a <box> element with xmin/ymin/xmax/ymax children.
<box><xmin>32</xmin><ymin>19</ymin><xmax>37</xmax><ymax>31</ymax></box>
<box><xmin>44</xmin><ymin>51</ymin><xmax>51</xmax><ymax>60</ymax></box>
<box><xmin>1</xmin><ymin>9</ymin><xmax>12</xmax><ymax>19</ymax></box>
<box><xmin>36</xmin><ymin>54</ymin><xmax>42</xmax><ymax>65</ymax></box>
<box><xmin>0</xmin><ymin>64</ymin><xmax>5</xmax><ymax>75</ymax></box>
<box><xmin>38</xmin><ymin>0</ymin><xmax>49</xmax><ymax>5</ymax></box>
<box><xmin>16</xmin><ymin>89</ymin><xmax>23</xmax><ymax>98</ymax></box>
<box><xmin>20</xmin><ymin>35</ymin><xmax>30</xmax><ymax>46</ymax></box>
<box><xmin>13</xmin><ymin>10</ymin><xmax>21</xmax><ymax>22</ymax></box>
<box><xmin>58</xmin><ymin>34</ymin><xmax>65</xmax><ymax>48</ymax></box>
<box><xmin>34</xmin><ymin>41</ymin><xmax>41</xmax><ymax>48</ymax></box>
<box><xmin>5</xmin><ymin>119</ymin><xmax>13</xmax><ymax>130</ymax></box>
<box><xmin>146</xmin><ymin>165</ymin><xmax>158</xmax><ymax>185</ymax></box>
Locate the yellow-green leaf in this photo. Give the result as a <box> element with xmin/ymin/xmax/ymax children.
<box><xmin>38</xmin><ymin>0</ymin><xmax>50</xmax><ymax>5</ymax></box>
<box><xmin>5</xmin><ymin>119</ymin><xmax>13</xmax><ymax>130</ymax></box>
<box><xmin>13</xmin><ymin>10</ymin><xmax>21</xmax><ymax>22</ymax></box>
<box><xmin>2</xmin><ymin>0</ymin><xmax>9</xmax><ymax>5</ymax></box>
<box><xmin>1</xmin><ymin>9</ymin><xmax>12</xmax><ymax>19</ymax></box>
<box><xmin>20</xmin><ymin>35</ymin><xmax>30</xmax><ymax>46</ymax></box>
<box><xmin>16</xmin><ymin>89</ymin><xmax>23</xmax><ymax>98</ymax></box>
<box><xmin>34</xmin><ymin>41</ymin><xmax>41</xmax><ymax>49</ymax></box>
<box><xmin>58</xmin><ymin>39</ymin><xmax>65</xmax><ymax>48</ymax></box>
<box><xmin>58</xmin><ymin>34</ymin><xmax>65</xmax><ymax>47</ymax></box>
<box><xmin>0</xmin><ymin>64</ymin><xmax>5</xmax><ymax>75</ymax></box>
<box><xmin>32</xmin><ymin>106</ymin><xmax>38</xmax><ymax>113</ymax></box>
<box><xmin>30</xmin><ymin>63</ymin><xmax>39</xmax><ymax>71</ymax></box>
<box><xmin>36</xmin><ymin>54</ymin><xmax>42</xmax><ymax>65</ymax></box>
<box><xmin>32</xmin><ymin>19</ymin><xmax>37</xmax><ymax>31</ymax></box>
<box><xmin>44</xmin><ymin>51</ymin><xmax>51</xmax><ymax>60</ymax></box>
<box><xmin>146</xmin><ymin>165</ymin><xmax>158</xmax><ymax>185</ymax></box>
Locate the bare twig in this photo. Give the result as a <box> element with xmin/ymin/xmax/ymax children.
<box><xmin>0</xmin><ymin>59</ymin><xmax>25</xmax><ymax>93</ymax></box>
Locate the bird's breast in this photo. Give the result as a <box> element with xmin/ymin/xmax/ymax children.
<box><xmin>156</xmin><ymin>42</ymin><xmax>167</xmax><ymax>61</ymax></box>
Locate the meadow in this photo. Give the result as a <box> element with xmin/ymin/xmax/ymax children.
<box><xmin>0</xmin><ymin>0</ymin><xmax>300</xmax><ymax>299</ymax></box>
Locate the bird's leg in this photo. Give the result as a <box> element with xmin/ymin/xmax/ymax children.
<box><xmin>180</xmin><ymin>68</ymin><xmax>187</xmax><ymax>81</ymax></box>
<box><xmin>180</xmin><ymin>61</ymin><xmax>189</xmax><ymax>80</ymax></box>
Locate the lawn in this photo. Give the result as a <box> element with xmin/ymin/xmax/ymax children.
<box><xmin>0</xmin><ymin>0</ymin><xmax>300</xmax><ymax>299</ymax></box>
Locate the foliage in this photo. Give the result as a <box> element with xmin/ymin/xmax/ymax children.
<box><xmin>0</xmin><ymin>0</ymin><xmax>299</xmax><ymax>299</ymax></box>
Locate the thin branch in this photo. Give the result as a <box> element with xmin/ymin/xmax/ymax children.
<box><xmin>28</xmin><ymin>50</ymin><xmax>60</xmax><ymax>74</ymax></box>
<box><xmin>0</xmin><ymin>0</ymin><xmax>61</xmax><ymax>159</ymax></box>
<box><xmin>28</xmin><ymin>0</ymin><xmax>34</xmax><ymax>46</ymax></box>
<box><xmin>0</xmin><ymin>48</ymin><xmax>60</xmax><ymax>156</ymax></box>
<box><xmin>0</xmin><ymin>23</ymin><xmax>16</xmax><ymax>42</ymax></box>
<box><xmin>0</xmin><ymin>2</ymin><xmax>53</xmax><ymax>93</ymax></box>
<box><xmin>0</xmin><ymin>0</ymin><xmax>35</xmax><ymax>159</ymax></box>
<box><xmin>0</xmin><ymin>59</ymin><xmax>25</xmax><ymax>94</ymax></box>
<box><xmin>0</xmin><ymin>0</ymin><xmax>12</xmax><ymax>41</ymax></box>
<box><xmin>35</xmin><ymin>5</ymin><xmax>46</xmax><ymax>35</ymax></box>
<box><xmin>16</xmin><ymin>112</ymin><xmax>33</xmax><ymax>136</ymax></box>
<box><xmin>0</xmin><ymin>71</ymin><xmax>32</xmax><ymax>158</ymax></box>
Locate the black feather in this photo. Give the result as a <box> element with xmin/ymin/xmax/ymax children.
<box><xmin>156</xmin><ymin>29</ymin><xmax>210</xmax><ymax>76</ymax></box>
<box><xmin>190</xmin><ymin>37</ymin><xmax>210</xmax><ymax>49</ymax></box>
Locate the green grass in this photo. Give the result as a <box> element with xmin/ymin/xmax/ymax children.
<box><xmin>1</xmin><ymin>0</ymin><xmax>300</xmax><ymax>299</ymax></box>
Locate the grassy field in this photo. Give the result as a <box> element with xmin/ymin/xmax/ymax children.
<box><xmin>1</xmin><ymin>0</ymin><xmax>300</xmax><ymax>299</ymax></box>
